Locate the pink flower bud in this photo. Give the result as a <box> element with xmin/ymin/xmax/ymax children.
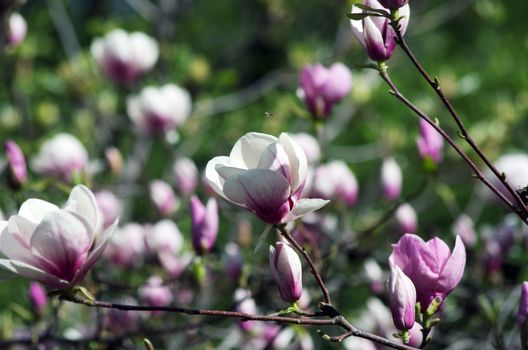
<box><xmin>138</xmin><ymin>276</ymin><xmax>172</xmax><ymax>309</ymax></box>
<box><xmin>298</xmin><ymin>63</ymin><xmax>352</xmax><ymax>119</ymax></box>
<box><xmin>206</xmin><ymin>132</ymin><xmax>328</xmax><ymax>224</ymax></box>
<box><xmin>390</xmin><ymin>234</ymin><xmax>466</xmax><ymax>310</ymax></box>
<box><xmin>173</xmin><ymin>157</ymin><xmax>198</xmax><ymax>195</ymax></box>
<box><xmin>95</xmin><ymin>191</ymin><xmax>122</xmax><ymax>229</ymax></box>
<box><xmin>452</xmin><ymin>214</ymin><xmax>477</xmax><ymax>248</ymax></box>
<box><xmin>190</xmin><ymin>195</ymin><xmax>218</xmax><ymax>255</ymax></box>
<box><xmin>312</xmin><ymin>160</ymin><xmax>358</xmax><ymax>207</ymax></box>
<box><xmin>416</xmin><ymin>119</ymin><xmax>444</xmax><ymax>164</ymax></box>
<box><xmin>28</xmin><ymin>282</ymin><xmax>47</xmax><ymax>314</ymax></box>
<box><xmin>289</xmin><ymin>133</ymin><xmax>321</xmax><ymax>164</ymax></box>
<box><xmin>127</xmin><ymin>84</ymin><xmax>191</xmax><ymax>135</ymax></box>
<box><xmin>8</xmin><ymin>12</ymin><xmax>27</xmax><ymax>46</ymax></box>
<box><xmin>350</xmin><ymin>0</ymin><xmax>410</xmax><ymax>62</ymax></box>
<box><xmin>149</xmin><ymin>180</ymin><xmax>179</xmax><ymax>216</ymax></box>
<box><xmin>381</xmin><ymin>157</ymin><xmax>402</xmax><ymax>201</ymax></box>
<box><xmin>378</xmin><ymin>0</ymin><xmax>409</xmax><ymax>9</ymax></box>
<box><xmin>407</xmin><ymin>322</ymin><xmax>424</xmax><ymax>347</ymax></box>
<box><xmin>91</xmin><ymin>29</ymin><xmax>158</xmax><ymax>84</ymax></box>
<box><xmin>269</xmin><ymin>241</ymin><xmax>303</xmax><ymax>303</ymax></box>
<box><xmin>5</xmin><ymin>140</ymin><xmax>27</xmax><ymax>185</ymax></box>
<box><xmin>31</xmin><ymin>133</ymin><xmax>89</xmax><ymax>182</ymax></box>
<box><xmin>519</xmin><ymin>282</ymin><xmax>528</xmax><ymax>330</ymax></box>
<box><xmin>388</xmin><ymin>261</ymin><xmax>416</xmax><ymax>330</ymax></box>
<box><xmin>234</xmin><ymin>288</ymin><xmax>257</xmax><ymax>332</ymax></box>
<box><xmin>104</xmin><ymin>223</ymin><xmax>146</xmax><ymax>267</ymax></box>
<box><xmin>395</xmin><ymin>203</ymin><xmax>417</xmax><ymax>234</ymax></box>
<box><xmin>145</xmin><ymin>219</ymin><xmax>183</xmax><ymax>255</ymax></box>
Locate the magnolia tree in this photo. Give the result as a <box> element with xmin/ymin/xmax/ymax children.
<box><xmin>0</xmin><ymin>0</ymin><xmax>527</xmax><ymax>349</ymax></box>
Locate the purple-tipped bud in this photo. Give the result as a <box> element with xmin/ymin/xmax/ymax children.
<box><xmin>378</xmin><ymin>0</ymin><xmax>409</xmax><ymax>9</ymax></box>
<box><xmin>407</xmin><ymin>322</ymin><xmax>424</xmax><ymax>347</ymax></box>
<box><xmin>519</xmin><ymin>282</ymin><xmax>528</xmax><ymax>330</ymax></box>
<box><xmin>388</xmin><ymin>260</ymin><xmax>416</xmax><ymax>331</ymax></box>
<box><xmin>381</xmin><ymin>157</ymin><xmax>402</xmax><ymax>201</ymax></box>
<box><xmin>269</xmin><ymin>241</ymin><xmax>303</xmax><ymax>303</ymax></box>
<box><xmin>350</xmin><ymin>0</ymin><xmax>410</xmax><ymax>62</ymax></box>
<box><xmin>417</xmin><ymin>119</ymin><xmax>444</xmax><ymax>164</ymax></box>
<box><xmin>173</xmin><ymin>157</ymin><xmax>198</xmax><ymax>195</ymax></box>
<box><xmin>390</xmin><ymin>234</ymin><xmax>466</xmax><ymax>310</ymax></box>
<box><xmin>8</xmin><ymin>12</ymin><xmax>27</xmax><ymax>46</ymax></box>
<box><xmin>395</xmin><ymin>203</ymin><xmax>417</xmax><ymax>234</ymax></box>
<box><xmin>28</xmin><ymin>282</ymin><xmax>47</xmax><ymax>314</ymax></box>
<box><xmin>190</xmin><ymin>195</ymin><xmax>219</xmax><ymax>255</ymax></box>
<box><xmin>150</xmin><ymin>180</ymin><xmax>179</xmax><ymax>217</ymax></box>
<box><xmin>298</xmin><ymin>63</ymin><xmax>352</xmax><ymax>119</ymax></box>
<box><xmin>5</xmin><ymin>140</ymin><xmax>27</xmax><ymax>185</ymax></box>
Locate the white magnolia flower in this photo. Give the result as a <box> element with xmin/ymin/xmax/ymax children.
<box><xmin>205</xmin><ymin>132</ymin><xmax>329</xmax><ymax>224</ymax></box>
<box><xmin>0</xmin><ymin>185</ymin><xmax>117</xmax><ymax>289</ymax></box>
<box><xmin>31</xmin><ymin>133</ymin><xmax>89</xmax><ymax>181</ymax></box>
<box><xmin>127</xmin><ymin>84</ymin><xmax>192</xmax><ymax>135</ymax></box>
<box><xmin>91</xmin><ymin>29</ymin><xmax>158</xmax><ymax>84</ymax></box>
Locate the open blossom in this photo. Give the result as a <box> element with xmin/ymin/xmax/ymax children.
<box><xmin>127</xmin><ymin>84</ymin><xmax>192</xmax><ymax>135</ymax></box>
<box><xmin>381</xmin><ymin>157</ymin><xmax>402</xmax><ymax>200</ymax></box>
<box><xmin>417</xmin><ymin>119</ymin><xmax>444</xmax><ymax>164</ymax></box>
<box><xmin>149</xmin><ymin>180</ymin><xmax>179</xmax><ymax>217</ymax></box>
<box><xmin>312</xmin><ymin>160</ymin><xmax>358</xmax><ymax>207</ymax></box>
<box><xmin>8</xmin><ymin>12</ymin><xmax>27</xmax><ymax>46</ymax></box>
<box><xmin>31</xmin><ymin>133</ymin><xmax>89</xmax><ymax>182</ymax></box>
<box><xmin>5</xmin><ymin>140</ymin><xmax>27</xmax><ymax>185</ymax></box>
<box><xmin>388</xmin><ymin>261</ymin><xmax>416</xmax><ymax>331</ymax></box>
<box><xmin>91</xmin><ymin>29</ymin><xmax>158</xmax><ymax>84</ymax></box>
<box><xmin>0</xmin><ymin>185</ymin><xmax>116</xmax><ymax>289</ymax></box>
<box><xmin>269</xmin><ymin>241</ymin><xmax>303</xmax><ymax>303</ymax></box>
<box><xmin>350</xmin><ymin>0</ymin><xmax>410</xmax><ymax>61</ymax></box>
<box><xmin>390</xmin><ymin>233</ymin><xmax>466</xmax><ymax>310</ymax></box>
<box><xmin>298</xmin><ymin>63</ymin><xmax>352</xmax><ymax>119</ymax></box>
<box><xmin>205</xmin><ymin>132</ymin><xmax>329</xmax><ymax>224</ymax></box>
<box><xmin>190</xmin><ymin>196</ymin><xmax>218</xmax><ymax>255</ymax></box>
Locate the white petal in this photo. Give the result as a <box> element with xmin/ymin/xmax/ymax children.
<box><xmin>18</xmin><ymin>199</ymin><xmax>59</xmax><ymax>224</ymax></box>
<box><xmin>0</xmin><ymin>259</ymin><xmax>69</xmax><ymax>289</ymax></box>
<box><xmin>205</xmin><ymin>156</ymin><xmax>230</xmax><ymax>197</ymax></box>
<box><xmin>0</xmin><ymin>216</ymin><xmax>37</xmax><ymax>263</ymax></box>
<box><xmin>229</xmin><ymin>132</ymin><xmax>277</xmax><ymax>169</ymax></box>
<box><xmin>278</xmin><ymin>133</ymin><xmax>308</xmax><ymax>194</ymax></box>
<box><xmin>64</xmin><ymin>185</ymin><xmax>100</xmax><ymax>233</ymax></box>
<box><xmin>282</xmin><ymin>198</ymin><xmax>330</xmax><ymax>223</ymax></box>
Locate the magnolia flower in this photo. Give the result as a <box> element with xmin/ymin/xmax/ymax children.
<box><xmin>31</xmin><ymin>133</ymin><xmax>89</xmax><ymax>182</ymax></box>
<box><xmin>395</xmin><ymin>203</ymin><xmax>417</xmax><ymax>234</ymax></box>
<box><xmin>407</xmin><ymin>322</ymin><xmax>424</xmax><ymax>347</ymax></box>
<box><xmin>138</xmin><ymin>276</ymin><xmax>172</xmax><ymax>308</ymax></box>
<box><xmin>127</xmin><ymin>84</ymin><xmax>192</xmax><ymax>135</ymax></box>
<box><xmin>5</xmin><ymin>140</ymin><xmax>27</xmax><ymax>185</ymax></box>
<box><xmin>145</xmin><ymin>219</ymin><xmax>183</xmax><ymax>255</ymax></box>
<box><xmin>95</xmin><ymin>191</ymin><xmax>122</xmax><ymax>229</ymax></box>
<box><xmin>289</xmin><ymin>133</ymin><xmax>321</xmax><ymax>164</ymax></box>
<box><xmin>312</xmin><ymin>160</ymin><xmax>358</xmax><ymax>207</ymax></box>
<box><xmin>381</xmin><ymin>157</ymin><xmax>402</xmax><ymax>201</ymax></box>
<box><xmin>417</xmin><ymin>119</ymin><xmax>444</xmax><ymax>164</ymax></box>
<box><xmin>489</xmin><ymin>153</ymin><xmax>528</xmax><ymax>203</ymax></box>
<box><xmin>173</xmin><ymin>157</ymin><xmax>198</xmax><ymax>195</ymax></box>
<box><xmin>190</xmin><ymin>196</ymin><xmax>218</xmax><ymax>255</ymax></box>
<box><xmin>104</xmin><ymin>223</ymin><xmax>146</xmax><ymax>267</ymax></box>
<box><xmin>205</xmin><ymin>132</ymin><xmax>329</xmax><ymax>224</ymax></box>
<box><xmin>269</xmin><ymin>241</ymin><xmax>303</xmax><ymax>303</ymax></box>
<box><xmin>234</xmin><ymin>288</ymin><xmax>258</xmax><ymax>332</ymax></box>
<box><xmin>149</xmin><ymin>180</ymin><xmax>179</xmax><ymax>217</ymax></box>
<box><xmin>390</xmin><ymin>234</ymin><xmax>466</xmax><ymax>310</ymax></box>
<box><xmin>388</xmin><ymin>262</ymin><xmax>416</xmax><ymax>331</ymax></box>
<box><xmin>378</xmin><ymin>0</ymin><xmax>408</xmax><ymax>9</ymax></box>
<box><xmin>0</xmin><ymin>185</ymin><xmax>116</xmax><ymax>289</ymax></box>
<box><xmin>8</xmin><ymin>12</ymin><xmax>27</xmax><ymax>46</ymax></box>
<box><xmin>91</xmin><ymin>29</ymin><xmax>158</xmax><ymax>84</ymax></box>
<box><xmin>452</xmin><ymin>214</ymin><xmax>477</xmax><ymax>248</ymax></box>
<box><xmin>350</xmin><ymin>0</ymin><xmax>410</xmax><ymax>61</ymax></box>
<box><xmin>28</xmin><ymin>282</ymin><xmax>47</xmax><ymax>314</ymax></box>
<box><xmin>298</xmin><ymin>63</ymin><xmax>352</xmax><ymax>119</ymax></box>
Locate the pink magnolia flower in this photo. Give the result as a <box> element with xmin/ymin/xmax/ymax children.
<box><xmin>298</xmin><ymin>63</ymin><xmax>352</xmax><ymax>119</ymax></box>
<box><xmin>388</xmin><ymin>261</ymin><xmax>416</xmax><ymax>331</ymax></box>
<box><xmin>269</xmin><ymin>241</ymin><xmax>303</xmax><ymax>303</ymax></box>
<box><xmin>31</xmin><ymin>133</ymin><xmax>89</xmax><ymax>182</ymax></box>
<box><xmin>350</xmin><ymin>0</ymin><xmax>410</xmax><ymax>62</ymax></box>
<box><xmin>5</xmin><ymin>140</ymin><xmax>27</xmax><ymax>185</ymax></box>
<box><xmin>416</xmin><ymin>119</ymin><xmax>444</xmax><ymax>164</ymax></box>
<box><xmin>390</xmin><ymin>233</ymin><xmax>466</xmax><ymax>310</ymax></box>
<box><xmin>0</xmin><ymin>185</ymin><xmax>116</xmax><ymax>289</ymax></box>
<box><xmin>234</xmin><ymin>288</ymin><xmax>258</xmax><ymax>332</ymax></box>
<box><xmin>378</xmin><ymin>0</ymin><xmax>408</xmax><ymax>9</ymax></box>
<box><xmin>173</xmin><ymin>157</ymin><xmax>198</xmax><ymax>195</ymax></box>
<box><xmin>190</xmin><ymin>196</ymin><xmax>218</xmax><ymax>255</ymax></box>
<box><xmin>91</xmin><ymin>29</ymin><xmax>158</xmax><ymax>84</ymax></box>
<box><xmin>381</xmin><ymin>157</ymin><xmax>402</xmax><ymax>201</ymax></box>
<box><xmin>104</xmin><ymin>223</ymin><xmax>146</xmax><ymax>268</ymax></box>
<box><xmin>395</xmin><ymin>203</ymin><xmax>417</xmax><ymax>234</ymax></box>
<box><xmin>138</xmin><ymin>276</ymin><xmax>172</xmax><ymax>308</ymax></box>
<box><xmin>28</xmin><ymin>282</ymin><xmax>47</xmax><ymax>313</ymax></box>
<box><xmin>206</xmin><ymin>132</ymin><xmax>329</xmax><ymax>224</ymax></box>
<box><xmin>311</xmin><ymin>160</ymin><xmax>358</xmax><ymax>207</ymax></box>
<box><xmin>127</xmin><ymin>84</ymin><xmax>192</xmax><ymax>135</ymax></box>
<box><xmin>407</xmin><ymin>322</ymin><xmax>424</xmax><ymax>347</ymax></box>
<box><xmin>8</xmin><ymin>12</ymin><xmax>27</xmax><ymax>46</ymax></box>
<box><xmin>149</xmin><ymin>180</ymin><xmax>179</xmax><ymax>217</ymax></box>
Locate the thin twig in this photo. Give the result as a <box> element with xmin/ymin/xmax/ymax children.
<box><xmin>274</xmin><ymin>224</ymin><xmax>332</xmax><ymax>305</ymax></box>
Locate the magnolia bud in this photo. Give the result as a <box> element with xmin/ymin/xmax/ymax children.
<box><xmin>5</xmin><ymin>140</ymin><xmax>27</xmax><ymax>186</ymax></box>
<box><xmin>173</xmin><ymin>157</ymin><xmax>198</xmax><ymax>195</ymax></box>
<box><xmin>28</xmin><ymin>282</ymin><xmax>47</xmax><ymax>314</ymax></box>
<box><xmin>269</xmin><ymin>241</ymin><xmax>303</xmax><ymax>303</ymax></box>
<box><xmin>388</xmin><ymin>261</ymin><xmax>416</xmax><ymax>331</ymax></box>
<box><xmin>381</xmin><ymin>157</ymin><xmax>402</xmax><ymax>201</ymax></box>
<box><xmin>190</xmin><ymin>195</ymin><xmax>219</xmax><ymax>255</ymax></box>
<box><xmin>378</xmin><ymin>0</ymin><xmax>409</xmax><ymax>9</ymax></box>
<box><xmin>138</xmin><ymin>276</ymin><xmax>172</xmax><ymax>311</ymax></box>
<box><xmin>8</xmin><ymin>12</ymin><xmax>27</xmax><ymax>46</ymax></box>
<box><xmin>395</xmin><ymin>203</ymin><xmax>417</xmax><ymax>234</ymax></box>
<box><xmin>149</xmin><ymin>180</ymin><xmax>179</xmax><ymax>217</ymax></box>
<box><xmin>417</xmin><ymin>119</ymin><xmax>444</xmax><ymax>165</ymax></box>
